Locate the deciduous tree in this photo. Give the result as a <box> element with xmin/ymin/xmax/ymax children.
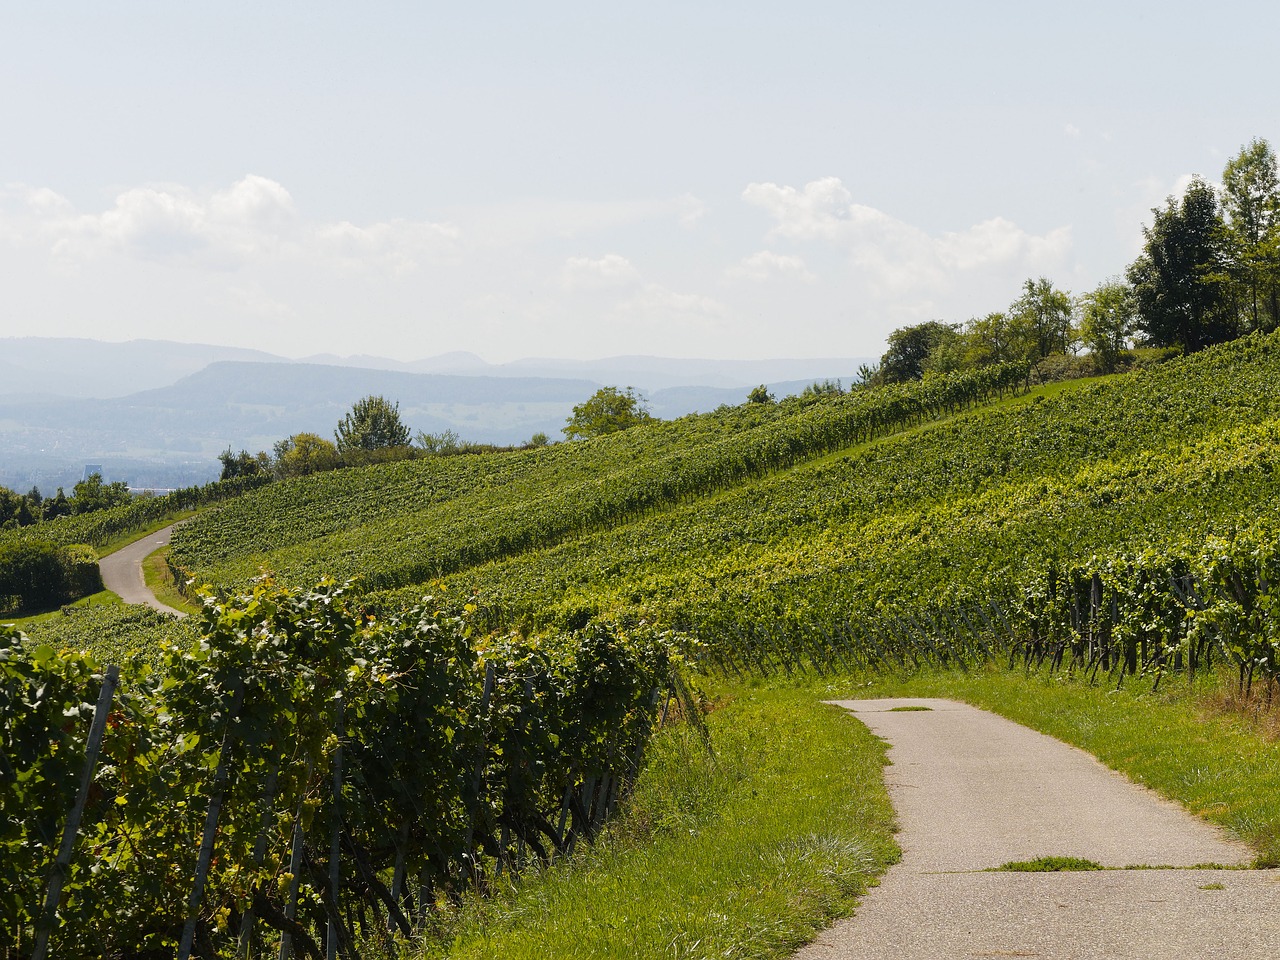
<box><xmin>1128</xmin><ymin>177</ymin><xmax>1236</xmax><ymax>351</ymax></box>
<box><xmin>878</xmin><ymin>321</ymin><xmax>960</xmax><ymax>383</ymax></box>
<box><xmin>1078</xmin><ymin>279</ymin><xmax>1137</xmax><ymax>373</ymax></box>
<box><xmin>334</xmin><ymin>395</ymin><xmax>412</xmax><ymax>453</ymax></box>
<box><xmin>1009</xmin><ymin>278</ymin><xmax>1076</xmax><ymax>361</ymax></box>
<box><xmin>273</xmin><ymin>432</ymin><xmax>340</xmax><ymax>477</ymax></box>
<box><xmin>1221</xmin><ymin>138</ymin><xmax>1280</xmax><ymax>332</ymax></box>
<box><xmin>562</xmin><ymin>386</ymin><xmax>654</xmax><ymax>439</ymax></box>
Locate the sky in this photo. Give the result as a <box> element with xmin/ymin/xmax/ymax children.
<box><xmin>0</xmin><ymin>1</ymin><xmax>1276</xmax><ymax>363</ymax></box>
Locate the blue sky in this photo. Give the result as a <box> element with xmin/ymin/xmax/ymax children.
<box><xmin>0</xmin><ymin>1</ymin><xmax>1274</xmax><ymax>362</ymax></box>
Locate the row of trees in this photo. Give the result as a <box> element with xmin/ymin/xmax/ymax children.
<box><xmin>221</xmin><ymin>395</ymin><xmax>559</xmax><ymax>482</ymax></box>
<box><xmin>871</xmin><ymin>276</ymin><xmax>1144</xmax><ymax>385</ymax></box>
<box><xmin>0</xmin><ymin>473</ymin><xmax>133</xmax><ymax>531</ymax></box>
<box><xmin>872</xmin><ymin>138</ymin><xmax>1280</xmax><ymax>385</ymax></box>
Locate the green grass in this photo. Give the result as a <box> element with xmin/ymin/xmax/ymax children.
<box><xmin>416</xmin><ymin>684</ymin><xmax>898</xmax><ymax>959</ymax></box>
<box><xmin>141</xmin><ymin>547</ymin><xmax>201</xmax><ymax>615</ymax></box>
<box><xmin>995</xmin><ymin>856</ymin><xmax>1103</xmax><ymax>872</ymax></box>
<box><xmin>842</xmin><ymin>665</ymin><xmax>1280</xmax><ymax>867</ymax></box>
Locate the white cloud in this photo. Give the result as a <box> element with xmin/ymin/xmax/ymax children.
<box><xmin>742</xmin><ymin>176</ymin><xmax>859</xmax><ymax>241</ymax></box>
<box><xmin>1064</xmin><ymin>123</ymin><xmax>1082</xmax><ymax>138</ymax></box>
<box><xmin>742</xmin><ymin>176</ymin><xmax>1073</xmax><ymax>294</ymax></box>
<box><xmin>728</xmin><ymin>250</ymin><xmax>815</xmax><ymax>282</ymax></box>
<box><xmin>561</xmin><ymin>253</ymin><xmax>640</xmax><ymax>290</ymax></box>
<box><xmin>0</xmin><ymin>175</ymin><xmax>460</xmax><ymax>272</ymax></box>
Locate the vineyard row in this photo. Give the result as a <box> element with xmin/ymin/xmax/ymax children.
<box><xmin>2</xmin><ymin>580</ymin><xmax>681</xmax><ymax>959</ymax></box>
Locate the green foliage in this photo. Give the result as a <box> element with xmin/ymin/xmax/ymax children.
<box><xmin>416</xmin><ymin>427</ymin><xmax>462</xmax><ymax>455</ymax></box>
<box><xmin>169</xmin><ymin>363</ymin><xmax>1028</xmax><ymax>595</ymax></box>
<box><xmin>71</xmin><ymin>472</ymin><xmax>132</xmax><ymax>515</ymax></box>
<box><xmin>429</xmin><ymin>686</ymin><xmax>897</xmax><ymax>960</ymax></box>
<box><xmin>1078</xmin><ymin>279</ymin><xmax>1137</xmax><ymax>373</ymax></box>
<box><xmin>272</xmin><ymin>431</ymin><xmax>340</xmax><ymax>477</ymax></box>
<box><xmin>2</xmin><ymin>579</ymin><xmax>678</xmax><ymax>956</ymax></box>
<box><xmin>334</xmin><ymin>393</ymin><xmax>412</xmax><ymax>453</ymax></box>
<box><xmin>562</xmin><ymin>385</ymin><xmax>654</xmax><ymax>439</ymax></box>
<box><xmin>218</xmin><ymin>446</ymin><xmax>269</xmax><ymax>480</ymax></box>
<box><xmin>21</xmin><ymin>601</ymin><xmax>199</xmax><ymax>668</ymax></box>
<box><xmin>879</xmin><ymin>321</ymin><xmax>959</xmax><ymax>383</ymax></box>
<box><xmin>1009</xmin><ymin>277</ymin><xmax>1076</xmax><ymax>361</ymax></box>
<box><xmin>748</xmin><ymin>384</ymin><xmax>774</xmax><ymax>404</ymax></box>
<box><xmin>1221</xmin><ymin>137</ymin><xmax>1280</xmax><ymax>334</ymax></box>
<box><xmin>801</xmin><ymin>378</ymin><xmax>845</xmax><ymax>397</ymax></box>
<box><xmin>1129</xmin><ymin>177</ymin><xmax>1237</xmax><ymax>351</ymax></box>
<box><xmin>0</xmin><ymin>541</ymin><xmax>102</xmax><ymax>614</ymax></box>
<box><xmin>0</xmin><ymin>475</ymin><xmax>271</xmax><ymax>554</ymax></box>
<box><xmin>326</xmin><ymin>332</ymin><xmax>1280</xmax><ymax>693</ymax></box>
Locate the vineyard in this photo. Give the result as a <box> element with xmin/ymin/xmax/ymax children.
<box><xmin>167</xmin><ymin>363</ymin><xmax>1028</xmax><ymax>592</ymax></box>
<box><xmin>4</xmin><ymin>581</ymin><xmax>681</xmax><ymax>957</ymax></box>
<box><xmin>12</xmin><ymin>331</ymin><xmax>1280</xmax><ymax>955</ymax></box>
<box><xmin>0</xmin><ymin>476</ymin><xmax>272</xmax><ymax>554</ymax></box>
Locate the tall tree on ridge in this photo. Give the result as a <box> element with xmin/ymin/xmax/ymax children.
<box><xmin>1220</xmin><ymin>138</ymin><xmax>1280</xmax><ymax>333</ymax></box>
<box><xmin>1008</xmin><ymin>278</ymin><xmax>1075</xmax><ymax>361</ymax></box>
<box><xmin>1127</xmin><ymin>177</ymin><xmax>1236</xmax><ymax>352</ymax></box>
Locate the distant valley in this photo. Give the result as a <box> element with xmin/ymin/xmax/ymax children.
<box><xmin>0</xmin><ymin>337</ymin><xmax>866</xmax><ymax>490</ymax></box>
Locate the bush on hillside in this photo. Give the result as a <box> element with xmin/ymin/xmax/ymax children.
<box><xmin>0</xmin><ymin>541</ymin><xmax>102</xmax><ymax>614</ymax></box>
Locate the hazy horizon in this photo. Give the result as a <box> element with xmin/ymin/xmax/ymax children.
<box><xmin>2</xmin><ymin>2</ymin><xmax>1276</xmax><ymax>362</ymax></box>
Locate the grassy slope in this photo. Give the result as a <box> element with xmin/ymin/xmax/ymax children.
<box><xmin>424</xmin><ymin>685</ymin><xmax>898</xmax><ymax>960</ymax></box>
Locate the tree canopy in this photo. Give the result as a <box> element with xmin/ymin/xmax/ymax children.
<box><xmin>273</xmin><ymin>432</ymin><xmax>341</xmax><ymax>478</ymax></box>
<box><xmin>334</xmin><ymin>395</ymin><xmax>412</xmax><ymax>453</ymax></box>
<box><xmin>1221</xmin><ymin>138</ymin><xmax>1280</xmax><ymax>333</ymax></box>
<box><xmin>563</xmin><ymin>386</ymin><xmax>654</xmax><ymax>440</ymax></box>
<box><xmin>878</xmin><ymin>321</ymin><xmax>960</xmax><ymax>384</ymax></box>
<box><xmin>1078</xmin><ymin>279</ymin><xmax>1137</xmax><ymax>373</ymax></box>
<box><xmin>1127</xmin><ymin>177</ymin><xmax>1236</xmax><ymax>352</ymax></box>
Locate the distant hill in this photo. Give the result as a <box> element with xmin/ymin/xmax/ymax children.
<box><xmin>301</xmin><ymin>351</ymin><xmax>869</xmax><ymax>390</ymax></box>
<box><xmin>2</xmin><ymin>337</ymin><xmax>868</xmax><ymax>401</ymax></box>
<box><xmin>0</xmin><ymin>353</ymin><xmax>862</xmax><ymax>491</ymax></box>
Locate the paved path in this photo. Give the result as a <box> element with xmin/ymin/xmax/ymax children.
<box><xmin>98</xmin><ymin>524</ymin><xmax>187</xmax><ymax>617</ymax></box>
<box><xmin>794</xmin><ymin>698</ymin><xmax>1280</xmax><ymax>959</ymax></box>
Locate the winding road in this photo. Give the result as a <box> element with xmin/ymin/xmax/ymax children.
<box><xmin>98</xmin><ymin>523</ymin><xmax>187</xmax><ymax>617</ymax></box>
<box><xmin>795</xmin><ymin>698</ymin><xmax>1280</xmax><ymax>959</ymax></box>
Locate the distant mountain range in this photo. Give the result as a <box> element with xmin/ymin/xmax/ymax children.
<box><xmin>0</xmin><ymin>337</ymin><xmax>868</xmax><ymax>491</ymax></box>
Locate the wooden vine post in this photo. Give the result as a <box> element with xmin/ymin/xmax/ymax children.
<box><xmin>32</xmin><ymin>664</ymin><xmax>121</xmax><ymax>960</ymax></box>
<box><xmin>178</xmin><ymin>679</ymin><xmax>246</xmax><ymax>960</ymax></box>
<box><xmin>327</xmin><ymin>695</ymin><xmax>345</xmax><ymax>960</ymax></box>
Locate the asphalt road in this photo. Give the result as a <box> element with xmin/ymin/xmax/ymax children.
<box><xmin>793</xmin><ymin>697</ymin><xmax>1280</xmax><ymax>959</ymax></box>
<box><xmin>97</xmin><ymin>523</ymin><xmax>187</xmax><ymax>617</ymax></box>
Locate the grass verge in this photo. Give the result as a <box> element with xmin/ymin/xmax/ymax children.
<box><xmin>417</xmin><ymin>683</ymin><xmax>898</xmax><ymax>959</ymax></box>
<box><xmin>142</xmin><ymin>547</ymin><xmax>201</xmax><ymax>615</ymax></box>
<box><xmin>838</xmin><ymin>665</ymin><xmax>1280</xmax><ymax>867</ymax></box>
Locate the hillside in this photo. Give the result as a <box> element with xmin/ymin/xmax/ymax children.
<box><xmin>16</xmin><ymin>333</ymin><xmax>1280</xmax><ymax>957</ymax></box>
<box><xmin>168</xmin><ymin>332</ymin><xmax>1280</xmax><ymax>681</ymax></box>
